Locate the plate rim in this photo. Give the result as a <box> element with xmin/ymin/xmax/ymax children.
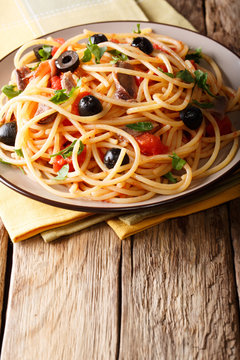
<box><xmin>0</xmin><ymin>20</ymin><xmax>239</xmax><ymax>213</ymax></box>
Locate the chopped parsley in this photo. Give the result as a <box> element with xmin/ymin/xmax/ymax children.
<box><xmin>14</xmin><ymin>148</ymin><xmax>24</xmax><ymax>157</ymax></box>
<box><xmin>169</xmin><ymin>152</ymin><xmax>186</xmax><ymax>170</ymax></box>
<box><xmin>192</xmin><ymin>99</ymin><xmax>214</xmax><ymax>109</ymax></box>
<box><xmin>81</xmin><ymin>37</ymin><xmax>107</xmax><ymax>64</ymax></box>
<box><xmin>133</xmin><ymin>23</ymin><xmax>141</xmax><ymax>34</ymax></box>
<box><xmin>1</xmin><ymin>85</ymin><xmax>22</xmax><ymax>99</ymax></box>
<box><xmin>38</xmin><ymin>45</ymin><xmax>52</xmax><ymax>61</ymax></box>
<box><xmin>194</xmin><ymin>69</ymin><xmax>216</xmax><ymax>97</ymax></box>
<box><xmin>185</xmin><ymin>48</ymin><xmax>202</xmax><ymax>64</ymax></box>
<box><xmin>109</xmin><ymin>50</ymin><xmax>128</xmax><ymax>64</ymax></box>
<box><xmin>126</xmin><ymin>122</ymin><xmax>153</xmax><ymax>132</ymax></box>
<box><xmin>164</xmin><ymin>171</ymin><xmax>177</xmax><ymax>183</ymax></box>
<box><xmin>50</xmin><ymin>140</ymin><xmax>84</xmax><ymax>159</ymax></box>
<box><xmin>158</xmin><ymin>67</ymin><xmax>174</xmax><ymax>78</ymax></box>
<box><xmin>176</xmin><ymin>69</ymin><xmax>195</xmax><ymax>83</ymax></box>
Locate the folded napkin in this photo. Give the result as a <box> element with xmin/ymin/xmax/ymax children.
<box><xmin>0</xmin><ymin>0</ymin><xmax>239</xmax><ymax>243</ymax></box>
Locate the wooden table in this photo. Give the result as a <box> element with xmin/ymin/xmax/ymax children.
<box><xmin>0</xmin><ymin>1</ymin><xmax>240</xmax><ymax>359</ymax></box>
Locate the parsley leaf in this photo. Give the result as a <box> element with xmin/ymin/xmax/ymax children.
<box><xmin>1</xmin><ymin>85</ymin><xmax>22</xmax><ymax>99</ymax></box>
<box><xmin>176</xmin><ymin>70</ymin><xmax>195</xmax><ymax>83</ymax></box>
<box><xmin>164</xmin><ymin>171</ymin><xmax>177</xmax><ymax>183</ymax></box>
<box><xmin>55</xmin><ymin>164</ymin><xmax>69</xmax><ymax>180</ymax></box>
<box><xmin>133</xmin><ymin>23</ymin><xmax>141</xmax><ymax>34</ymax></box>
<box><xmin>158</xmin><ymin>67</ymin><xmax>174</xmax><ymax>78</ymax></box>
<box><xmin>50</xmin><ymin>140</ymin><xmax>84</xmax><ymax>159</ymax></box>
<box><xmin>109</xmin><ymin>50</ymin><xmax>128</xmax><ymax>64</ymax></box>
<box><xmin>169</xmin><ymin>152</ymin><xmax>186</xmax><ymax>170</ymax></box>
<box><xmin>81</xmin><ymin>38</ymin><xmax>107</xmax><ymax>64</ymax></box>
<box><xmin>185</xmin><ymin>48</ymin><xmax>202</xmax><ymax>64</ymax></box>
<box><xmin>14</xmin><ymin>148</ymin><xmax>24</xmax><ymax>157</ymax></box>
<box><xmin>50</xmin><ymin>89</ymin><xmax>69</xmax><ymax>104</ymax></box>
<box><xmin>126</xmin><ymin>122</ymin><xmax>154</xmax><ymax>132</ymax></box>
<box><xmin>194</xmin><ymin>70</ymin><xmax>215</xmax><ymax>97</ymax></box>
<box><xmin>192</xmin><ymin>99</ymin><xmax>214</xmax><ymax>109</ymax></box>
<box><xmin>38</xmin><ymin>45</ymin><xmax>52</xmax><ymax>61</ymax></box>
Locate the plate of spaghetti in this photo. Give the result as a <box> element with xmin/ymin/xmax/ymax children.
<box><xmin>0</xmin><ymin>21</ymin><xmax>239</xmax><ymax>212</ymax></box>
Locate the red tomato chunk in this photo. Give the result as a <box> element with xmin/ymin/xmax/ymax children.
<box><xmin>53</xmin><ymin>147</ymin><xmax>86</xmax><ymax>172</ymax></box>
<box><xmin>135</xmin><ymin>132</ymin><xmax>168</xmax><ymax>156</ymax></box>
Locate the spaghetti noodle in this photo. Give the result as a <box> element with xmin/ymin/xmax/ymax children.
<box><xmin>0</xmin><ymin>26</ymin><xmax>239</xmax><ymax>204</ymax></box>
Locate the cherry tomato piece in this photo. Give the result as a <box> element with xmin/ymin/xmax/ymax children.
<box><xmin>51</xmin><ymin>38</ymin><xmax>65</xmax><ymax>57</ymax></box>
<box><xmin>50</xmin><ymin>75</ymin><xmax>62</xmax><ymax>90</ymax></box>
<box><xmin>135</xmin><ymin>132</ymin><xmax>168</xmax><ymax>156</ymax></box>
<box><xmin>206</xmin><ymin>115</ymin><xmax>232</xmax><ymax>137</ymax></box>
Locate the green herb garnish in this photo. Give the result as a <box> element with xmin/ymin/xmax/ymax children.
<box><xmin>185</xmin><ymin>48</ymin><xmax>202</xmax><ymax>64</ymax></box>
<box><xmin>14</xmin><ymin>148</ymin><xmax>24</xmax><ymax>157</ymax></box>
<box><xmin>192</xmin><ymin>99</ymin><xmax>214</xmax><ymax>109</ymax></box>
<box><xmin>1</xmin><ymin>85</ymin><xmax>22</xmax><ymax>99</ymax></box>
<box><xmin>133</xmin><ymin>23</ymin><xmax>141</xmax><ymax>34</ymax></box>
<box><xmin>109</xmin><ymin>50</ymin><xmax>128</xmax><ymax>64</ymax></box>
<box><xmin>50</xmin><ymin>89</ymin><xmax>69</xmax><ymax>104</ymax></box>
<box><xmin>81</xmin><ymin>37</ymin><xmax>107</xmax><ymax>64</ymax></box>
<box><xmin>158</xmin><ymin>67</ymin><xmax>174</xmax><ymax>78</ymax></box>
<box><xmin>194</xmin><ymin>69</ymin><xmax>215</xmax><ymax>97</ymax></box>
<box><xmin>55</xmin><ymin>164</ymin><xmax>69</xmax><ymax>180</ymax></box>
<box><xmin>164</xmin><ymin>171</ymin><xmax>177</xmax><ymax>183</ymax></box>
<box><xmin>176</xmin><ymin>70</ymin><xmax>195</xmax><ymax>83</ymax></box>
<box><xmin>169</xmin><ymin>152</ymin><xmax>186</xmax><ymax>170</ymax></box>
<box><xmin>126</xmin><ymin>122</ymin><xmax>154</xmax><ymax>132</ymax></box>
<box><xmin>50</xmin><ymin>140</ymin><xmax>84</xmax><ymax>159</ymax></box>
<box><xmin>38</xmin><ymin>45</ymin><xmax>52</xmax><ymax>61</ymax></box>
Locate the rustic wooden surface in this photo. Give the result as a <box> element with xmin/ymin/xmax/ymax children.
<box><xmin>0</xmin><ymin>1</ymin><xmax>240</xmax><ymax>359</ymax></box>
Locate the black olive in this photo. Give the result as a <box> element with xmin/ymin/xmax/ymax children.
<box><xmin>0</xmin><ymin>121</ymin><xmax>17</xmax><ymax>146</ymax></box>
<box><xmin>131</xmin><ymin>37</ymin><xmax>153</xmax><ymax>55</ymax></box>
<box><xmin>104</xmin><ymin>148</ymin><xmax>130</xmax><ymax>169</ymax></box>
<box><xmin>55</xmin><ymin>50</ymin><xmax>80</xmax><ymax>73</ymax></box>
<box><xmin>78</xmin><ymin>95</ymin><xmax>103</xmax><ymax>116</ymax></box>
<box><xmin>180</xmin><ymin>106</ymin><xmax>203</xmax><ymax>130</ymax></box>
<box><xmin>33</xmin><ymin>45</ymin><xmax>52</xmax><ymax>61</ymax></box>
<box><xmin>89</xmin><ymin>34</ymin><xmax>108</xmax><ymax>44</ymax></box>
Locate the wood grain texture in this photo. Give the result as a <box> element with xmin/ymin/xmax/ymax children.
<box><xmin>119</xmin><ymin>206</ymin><xmax>240</xmax><ymax>360</ymax></box>
<box><xmin>167</xmin><ymin>0</ymin><xmax>205</xmax><ymax>33</ymax></box>
<box><xmin>229</xmin><ymin>199</ymin><xmax>240</xmax><ymax>306</ymax></box>
<box><xmin>1</xmin><ymin>223</ymin><xmax>121</xmax><ymax>360</ymax></box>
<box><xmin>205</xmin><ymin>0</ymin><xmax>240</xmax><ymax>56</ymax></box>
<box><xmin>0</xmin><ymin>219</ymin><xmax>8</xmax><ymax>331</ymax></box>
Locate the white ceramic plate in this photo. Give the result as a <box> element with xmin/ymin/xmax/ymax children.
<box><xmin>0</xmin><ymin>21</ymin><xmax>239</xmax><ymax>212</ymax></box>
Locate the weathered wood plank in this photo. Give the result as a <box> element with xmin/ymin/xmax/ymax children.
<box><xmin>119</xmin><ymin>206</ymin><xmax>240</xmax><ymax>359</ymax></box>
<box><xmin>205</xmin><ymin>0</ymin><xmax>240</xmax><ymax>55</ymax></box>
<box><xmin>1</xmin><ymin>223</ymin><xmax>121</xmax><ymax>360</ymax></box>
<box><xmin>167</xmin><ymin>0</ymin><xmax>205</xmax><ymax>33</ymax></box>
<box><xmin>229</xmin><ymin>199</ymin><xmax>240</xmax><ymax>306</ymax></box>
<box><xmin>0</xmin><ymin>219</ymin><xmax>8</xmax><ymax>331</ymax></box>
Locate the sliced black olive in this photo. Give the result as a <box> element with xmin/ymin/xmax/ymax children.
<box><xmin>89</xmin><ymin>34</ymin><xmax>108</xmax><ymax>44</ymax></box>
<box><xmin>0</xmin><ymin>121</ymin><xmax>17</xmax><ymax>146</ymax></box>
<box><xmin>180</xmin><ymin>106</ymin><xmax>203</xmax><ymax>130</ymax></box>
<box><xmin>33</xmin><ymin>45</ymin><xmax>52</xmax><ymax>61</ymax></box>
<box><xmin>78</xmin><ymin>95</ymin><xmax>103</xmax><ymax>116</ymax></box>
<box><xmin>55</xmin><ymin>50</ymin><xmax>80</xmax><ymax>73</ymax></box>
<box><xmin>104</xmin><ymin>148</ymin><xmax>130</xmax><ymax>169</ymax></box>
<box><xmin>131</xmin><ymin>37</ymin><xmax>153</xmax><ymax>55</ymax></box>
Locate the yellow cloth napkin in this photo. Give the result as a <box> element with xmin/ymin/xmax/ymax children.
<box><xmin>0</xmin><ymin>0</ymin><xmax>238</xmax><ymax>242</ymax></box>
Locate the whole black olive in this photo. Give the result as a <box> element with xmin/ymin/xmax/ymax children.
<box><xmin>104</xmin><ymin>148</ymin><xmax>130</xmax><ymax>169</ymax></box>
<box><xmin>33</xmin><ymin>45</ymin><xmax>52</xmax><ymax>61</ymax></box>
<box><xmin>55</xmin><ymin>50</ymin><xmax>80</xmax><ymax>73</ymax></box>
<box><xmin>131</xmin><ymin>37</ymin><xmax>153</xmax><ymax>55</ymax></box>
<box><xmin>180</xmin><ymin>106</ymin><xmax>203</xmax><ymax>130</ymax></box>
<box><xmin>89</xmin><ymin>34</ymin><xmax>108</xmax><ymax>44</ymax></box>
<box><xmin>0</xmin><ymin>121</ymin><xmax>17</xmax><ymax>146</ymax></box>
<box><xmin>78</xmin><ymin>95</ymin><xmax>103</xmax><ymax>116</ymax></box>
